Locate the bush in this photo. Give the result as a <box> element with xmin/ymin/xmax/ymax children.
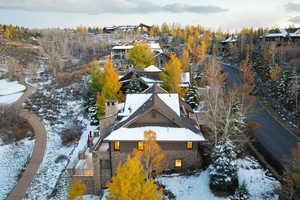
<box><xmin>60</xmin><ymin>122</ymin><xmax>83</xmax><ymax>145</ymax></box>
<box><xmin>209</xmin><ymin>139</ymin><xmax>238</xmax><ymax>195</ymax></box>
<box><xmin>230</xmin><ymin>183</ymin><xmax>250</xmax><ymax>200</ymax></box>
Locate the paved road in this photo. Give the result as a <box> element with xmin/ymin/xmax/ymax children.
<box><xmin>7</xmin><ymin>84</ymin><xmax>47</xmax><ymax>200</ymax></box>
<box><xmin>222</xmin><ymin>63</ymin><xmax>299</xmax><ymax>169</ymax></box>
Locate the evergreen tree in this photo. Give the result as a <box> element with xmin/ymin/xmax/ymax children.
<box><xmin>106</xmin><ymin>155</ymin><xmax>163</xmax><ymax>200</ymax></box>
<box><xmin>209</xmin><ymin>139</ymin><xmax>238</xmax><ymax>192</ymax></box>
<box><xmin>276</xmin><ymin>71</ymin><xmax>289</xmax><ymax>104</ymax></box>
<box><xmin>126</xmin><ymin>79</ymin><xmax>143</xmax><ymax>94</ymax></box>
<box><xmin>185</xmin><ymin>80</ymin><xmax>200</xmax><ymax>109</ymax></box>
<box><xmin>230</xmin><ymin>183</ymin><xmax>250</xmax><ymax>200</ymax></box>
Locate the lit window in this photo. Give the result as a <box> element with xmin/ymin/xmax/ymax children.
<box><xmin>114</xmin><ymin>141</ymin><xmax>120</xmax><ymax>151</ymax></box>
<box><xmin>175</xmin><ymin>160</ymin><xmax>182</xmax><ymax>168</ymax></box>
<box><xmin>138</xmin><ymin>141</ymin><xmax>144</xmax><ymax>151</ymax></box>
<box><xmin>187</xmin><ymin>142</ymin><xmax>193</xmax><ymax>149</ymax></box>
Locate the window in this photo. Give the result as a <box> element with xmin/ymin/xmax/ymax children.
<box><xmin>138</xmin><ymin>141</ymin><xmax>144</xmax><ymax>151</ymax></box>
<box><xmin>114</xmin><ymin>141</ymin><xmax>120</xmax><ymax>151</ymax></box>
<box><xmin>175</xmin><ymin>160</ymin><xmax>182</xmax><ymax>168</ymax></box>
<box><xmin>186</xmin><ymin>142</ymin><xmax>193</xmax><ymax>149</ymax></box>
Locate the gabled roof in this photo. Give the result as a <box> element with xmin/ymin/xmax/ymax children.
<box><xmin>144</xmin><ymin>65</ymin><xmax>162</xmax><ymax>72</ymax></box>
<box><xmin>143</xmin><ymin>84</ymin><xmax>168</xmax><ymax>94</ymax></box>
<box><xmin>114</xmin><ymin>93</ymin><xmax>200</xmax><ymax>133</ymax></box>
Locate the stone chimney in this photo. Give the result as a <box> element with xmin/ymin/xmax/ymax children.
<box><xmin>99</xmin><ymin>100</ymin><xmax>119</xmax><ymax>137</ymax></box>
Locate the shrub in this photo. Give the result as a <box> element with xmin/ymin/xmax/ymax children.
<box><xmin>230</xmin><ymin>183</ymin><xmax>250</xmax><ymax>200</ymax></box>
<box><xmin>60</xmin><ymin>122</ymin><xmax>83</xmax><ymax>145</ymax></box>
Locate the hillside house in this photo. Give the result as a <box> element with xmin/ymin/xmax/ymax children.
<box><xmin>103</xmin><ymin>23</ymin><xmax>152</xmax><ymax>34</ymax></box>
<box><xmin>263</xmin><ymin>28</ymin><xmax>300</xmax><ymax>44</ymax></box>
<box><xmin>67</xmin><ymin>84</ymin><xmax>206</xmax><ymax>194</ymax></box>
<box><xmin>220</xmin><ymin>35</ymin><xmax>238</xmax><ymax>55</ymax></box>
<box><xmin>119</xmin><ymin>66</ymin><xmax>190</xmax><ymax>94</ymax></box>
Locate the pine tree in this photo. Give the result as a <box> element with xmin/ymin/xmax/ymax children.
<box><xmin>106</xmin><ymin>155</ymin><xmax>163</xmax><ymax>200</ymax></box>
<box><xmin>185</xmin><ymin>80</ymin><xmax>200</xmax><ymax>109</ymax></box>
<box><xmin>126</xmin><ymin>79</ymin><xmax>143</xmax><ymax>94</ymax></box>
<box><xmin>68</xmin><ymin>180</ymin><xmax>86</xmax><ymax>200</ymax></box>
<box><xmin>209</xmin><ymin>139</ymin><xmax>238</xmax><ymax>192</ymax></box>
<box><xmin>134</xmin><ymin>130</ymin><xmax>167</xmax><ymax>179</ymax></box>
<box><xmin>230</xmin><ymin>183</ymin><xmax>250</xmax><ymax>200</ymax></box>
<box><xmin>160</xmin><ymin>54</ymin><xmax>183</xmax><ymax>95</ymax></box>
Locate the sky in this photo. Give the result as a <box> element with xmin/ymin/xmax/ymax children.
<box><xmin>0</xmin><ymin>0</ymin><xmax>300</xmax><ymax>31</ymax></box>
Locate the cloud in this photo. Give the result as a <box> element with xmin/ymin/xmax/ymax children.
<box><xmin>289</xmin><ymin>16</ymin><xmax>300</xmax><ymax>24</ymax></box>
<box><xmin>285</xmin><ymin>2</ymin><xmax>300</xmax><ymax>12</ymax></box>
<box><xmin>0</xmin><ymin>0</ymin><xmax>227</xmax><ymax>14</ymax></box>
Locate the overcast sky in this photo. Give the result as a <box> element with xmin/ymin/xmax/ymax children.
<box><xmin>0</xmin><ymin>0</ymin><xmax>299</xmax><ymax>31</ymax></box>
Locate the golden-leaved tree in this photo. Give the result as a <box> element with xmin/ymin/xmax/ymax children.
<box><xmin>106</xmin><ymin>155</ymin><xmax>163</xmax><ymax>200</ymax></box>
<box><xmin>128</xmin><ymin>41</ymin><xmax>155</xmax><ymax>68</ymax></box>
<box><xmin>180</xmin><ymin>48</ymin><xmax>190</xmax><ymax>72</ymax></box>
<box><xmin>68</xmin><ymin>180</ymin><xmax>86</xmax><ymax>200</ymax></box>
<box><xmin>134</xmin><ymin>130</ymin><xmax>167</xmax><ymax>179</ymax></box>
<box><xmin>160</xmin><ymin>54</ymin><xmax>183</xmax><ymax>95</ymax></box>
<box><xmin>96</xmin><ymin>59</ymin><xmax>121</xmax><ymax>117</ymax></box>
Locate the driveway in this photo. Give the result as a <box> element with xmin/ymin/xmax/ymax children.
<box><xmin>222</xmin><ymin>63</ymin><xmax>299</xmax><ymax>170</ymax></box>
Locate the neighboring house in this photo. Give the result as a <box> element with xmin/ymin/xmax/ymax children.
<box><xmin>111</xmin><ymin>41</ymin><xmax>163</xmax><ymax>60</ymax></box>
<box><xmin>119</xmin><ymin>67</ymin><xmax>191</xmax><ymax>94</ymax></box>
<box><xmin>103</xmin><ymin>23</ymin><xmax>152</xmax><ymax>33</ymax></box>
<box><xmin>263</xmin><ymin>28</ymin><xmax>300</xmax><ymax>44</ymax></box>
<box><xmin>67</xmin><ymin>84</ymin><xmax>206</xmax><ymax>194</ymax></box>
<box><xmin>220</xmin><ymin>35</ymin><xmax>238</xmax><ymax>54</ymax></box>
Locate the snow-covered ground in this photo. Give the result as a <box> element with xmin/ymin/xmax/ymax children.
<box><xmin>0</xmin><ymin>138</ymin><xmax>35</xmax><ymax>200</ymax></box>
<box><xmin>157</xmin><ymin>157</ymin><xmax>280</xmax><ymax>200</ymax></box>
<box><xmin>24</xmin><ymin>78</ymin><xmax>97</xmax><ymax>200</ymax></box>
<box><xmin>0</xmin><ymin>79</ymin><xmax>25</xmax><ymax>104</ymax></box>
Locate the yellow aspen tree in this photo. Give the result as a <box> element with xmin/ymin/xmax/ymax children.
<box><xmin>134</xmin><ymin>130</ymin><xmax>167</xmax><ymax>179</ymax></box>
<box><xmin>270</xmin><ymin>64</ymin><xmax>281</xmax><ymax>81</ymax></box>
<box><xmin>161</xmin><ymin>23</ymin><xmax>169</xmax><ymax>34</ymax></box>
<box><xmin>68</xmin><ymin>180</ymin><xmax>86</xmax><ymax>200</ymax></box>
<box><xmin>106</xmin><ymin>155</ymin><xmax>163</xmax><ymax>200</ymax></box>
<box><xmin>160</xmin><ymin>54</ymin><xmax>183</xmax><ymax>94</ymax></box>
<box><xmin>180</xmin><ymin>48</ymin><xmax>190</xmax><ymax>72</ymax></box>
<box><xmin>96</xmin><ymin>94</ymin><xmax>106</xmax><ymax>118</ymax></box>
<box><xmin>128</xmin><ymin>41</ymin><xmax>155</xmax><ymax>68</ymax></box>
<box><xmin>193</xmin><ymin>40</ymin><xmax>207</xmax><ymax>63</ymax></box>
<box><xmin>101</xmin><ymin>59</ymin><xmax>121</xmax><ymax>100</ymax></box>
<box><xmin>187</xmin><ymin>35</ymin><xmax>195</xmax><ymax>52</ymax></box>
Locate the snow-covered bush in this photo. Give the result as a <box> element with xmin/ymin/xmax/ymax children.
<box><xmin>126</xmin><ymin>79</ymin><xmax>143</xmax><ymax>94</ymax></box>
<box><xmin>209</xmin><ymin>139</ymin><xmax>238</xmax><ymax>194</ymax></box>
<box><xmin>185</xmin><ymin>83</ymin><xmax>199</xmax><ymax>109</ymax></box>
<box><xmin>230</xmin><ymin>183</ymin><xmax>250</xmax><ymax>200</ymax></box>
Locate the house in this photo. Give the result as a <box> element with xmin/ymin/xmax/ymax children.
<box><xmin>111</xmin><ymin>41</ymin><xmax>163</xmax><ymax>60</ymax></box>
<box><xmin>263</xmin><ymin>28</ymin><xmax>300</xmax><ymax>44</ymax></box>
<box><xmin>220</xmin><ymin>35</ymin><xmax>238</xmax><ymax>55</ymax></box>
<box><xmin>119</xmin><ymin>67</ymin><xmax>191</xmax><ymax>94</ymax></box>
<box><xmin>67</xmin><ymin>84</ymin><xmax>206</xmax><ymax>194</ymax></box>
<box><xmin>103</xmin><ymin>23</ymin><xmax>152</xmax><ymax>34</ymax></box>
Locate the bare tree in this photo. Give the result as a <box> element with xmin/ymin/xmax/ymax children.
<box><xmin>202</xmin><ymin>58</ymin><xmax>256</xmax><ymax>147</ymax></box>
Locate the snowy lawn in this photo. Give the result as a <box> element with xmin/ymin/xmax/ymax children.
<box><xmin>0</xmin><ymin>138</ymin><xmax>35</xmax><ymax>200</ymax></box>
<box><xmin>0</xmin><ymin>79</ymin><xmax>25</xmax><ymax>104</ymax></box>
<box><xmin>24</xmin><ymin>79</ymin><xmax>97</xmax><ymax>200</ymax></box>
<box><xmin>157</xmin><ymin>157</ymin><xmax>280</xmax><ymax>200</ymax></box>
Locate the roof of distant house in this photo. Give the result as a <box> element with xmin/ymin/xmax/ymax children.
<box><xmin>221</xmin><ymin>35</ymin><xmax>238</xmax><ymax>43</ymax></box>
<box><xmin>144</xmin><ymin>65</ymin><xmax>162</xmax><ymax>72</ymax></box>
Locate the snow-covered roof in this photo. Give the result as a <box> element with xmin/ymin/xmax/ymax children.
<box><xmin>144</xmin><ymin>65</ymin><xmax>162</xmax><ymax>72</ymax></box>
<box><xmin>221</xmin><ymin>35</ymin><xmax>238</xmax><ymax>43</ymax></box>
<box><xmin>104</xmin><ymin>126</ymin><xmax>205</xmax><ymax>141</ymax></box>
<box><xmin>112</xmin><ymin>45</ymin><xmax>134</xmax><ymax>50</ymax></box>
<box><xmin>141</xmin><ymin>77</ymin><xmax>163</xmax><ymax>84</ymax></box>
<box><xmin>121</xmin><ymin>93</ymin><xmax>180</xmax><ymax>117</ymax></box>
<box><xmin>265</xmin><ymin>29</ymin><xmax>288</xmax><ymax>38</ymax></box>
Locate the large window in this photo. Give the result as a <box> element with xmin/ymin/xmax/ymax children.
<box><xmin>114</xmin><ymin>141</ymin><xmax>120</xmax><ymax>151</ymax></box>
<box><xmin>138</xmin><ymin>141</ymin><xmax>144</xmax><ymax>151</ymax></box>
<box><xmin>175</xmin><ymin>160</ymin><xmax>182</xmax><ymax>168</ymax></box>
<box><xmin>186</xmin><ymin>142</ymin><xmax>193</xmax><ymax>149</ymax></box>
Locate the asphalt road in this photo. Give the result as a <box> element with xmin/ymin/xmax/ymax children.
<box><xmin>222</xmin><ymin>63</ymin><xmax>299</xmax><ymax>169</ymax></box>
